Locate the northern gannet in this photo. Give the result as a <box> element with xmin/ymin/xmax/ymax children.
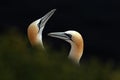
<box><xmin>48</xmin><ymin>30</ymin><xmax>84</xmax><ymax>64</ymax></box>
<box><xmin>27</xmin><ymin>9</ymin><xmax>56</xmax><ymax>49</ymax></box>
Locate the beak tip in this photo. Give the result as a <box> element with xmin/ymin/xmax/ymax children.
<box><xmin>48</xmin><ymin>32</ymin><xmax>56</xmax><ymax>37</ymax></box>
<box><xmin>48</xmin><ymin>33</ymin><xmax>51</xmax><ymax>36</ymax></box>
<box><xmin>52</xmin><ymin>9</ymin><xmax>56</xmax><ymax>12</ymax></box>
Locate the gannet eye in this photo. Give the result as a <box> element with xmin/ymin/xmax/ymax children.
<box><xmin>64</xmin><ymin>33</ymin><xmax>72</xmax><ymax>40</ymax></box>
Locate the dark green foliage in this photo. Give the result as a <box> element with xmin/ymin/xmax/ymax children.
<box><xmin>0</xmin><ymin>28</ymin><xmax>120</xmax><ymax>80</ymax></box>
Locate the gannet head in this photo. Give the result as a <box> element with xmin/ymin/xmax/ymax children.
<box><xmin>27</xmin><ymin>9</ymin><xmax>56</xmax><ymax>48</ymax></box>
<box><xmin>48</xmin><ymin>30</ymin><xmax>83</xmax><ymax>45</ymax></box>
<box><xmin>48</xmin><ymin>30</ymin><xmax>84</xmax><ymax>64</ymax></box>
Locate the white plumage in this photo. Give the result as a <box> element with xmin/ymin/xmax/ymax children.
<box><xmin>27</xmin><ymin>9</ymin><xmax>56</xmax><ymax>49</ymax></box>
<box><xmin>48</xmin><ymin>30</ymin><xmax>84</xmax><ymax>64</ymax></box>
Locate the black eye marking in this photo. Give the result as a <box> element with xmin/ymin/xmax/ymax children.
<box><xmin>37</xmin><ymin>19</ymin><xmax>43</xmax><ymax>33</ymax></box>
<box><xmin>64</xmin><ymin>33</ymin><xmax>72</xmax><ymax>40</ymax></box>
<box><xmin>37</xmin><ymin>20</ymin><xmax>42</xmax><ymax>29</ymax></box>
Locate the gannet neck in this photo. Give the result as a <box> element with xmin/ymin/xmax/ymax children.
<box><xmin>37</xmin><ymin>27</ymin><xmax>44</xmax><ymax>49</ymax></box>
<box><xmin>68</xmin><ymin>33</ymin><xmax>84</xmax><ymax>64</ymax></box>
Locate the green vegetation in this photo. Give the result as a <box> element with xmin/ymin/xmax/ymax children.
<box><xmin>0</xmin><ymin>28</ymin><xmax>120</xmax><ymax>80</ymax></box>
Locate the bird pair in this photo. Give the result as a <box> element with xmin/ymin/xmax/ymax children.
<box><xmin>27</xmin><ymin>9</ymin><xmax>84</xmax><ymax>64</ymax></box>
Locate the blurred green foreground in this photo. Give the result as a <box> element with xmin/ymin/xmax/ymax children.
<box><xmin>0</xmin><ymin>28</ymin><xmax>120</xmax><ymax>80</ymax></box>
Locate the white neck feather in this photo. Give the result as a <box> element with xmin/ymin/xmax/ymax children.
<box><xmin>68</xmin><ymin>42</ymin><xmax>83</xmax><ymax>64</ymax></box>
<box><xmin>37</xmin><ymin>27</ymin><xmax>44</xmax><ymax>49</ymax></box>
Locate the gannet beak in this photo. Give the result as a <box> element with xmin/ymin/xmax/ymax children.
<box><xmin>39</xmin><ymin>9</ymin><xmax>56</xmax><ymax>28</ymax></box>
<box><xmin>48</xmin><ymin>32</ymin><xmax>71</xmax><ymax>41</ymax></box>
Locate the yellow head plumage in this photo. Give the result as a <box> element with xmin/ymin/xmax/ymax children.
<box><xmin>48</xmin><ymin>30</ymin><xmax>84</xmax><ymax>64</ymax></box>
<box><xmin>27</xmin><ymin>9</ymin><xmax>56</xmax><ymax>49</ymax></box>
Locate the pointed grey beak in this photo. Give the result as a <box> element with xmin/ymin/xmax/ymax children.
<box><xmin>48</xmin><ymin>32</ymin><xmax>71</xmax><ymax>41</ymax></box>
<box><xmin>39</xmin><ymin>9</ymin><xmax>56</xmax><ymax>28</ymax></box>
